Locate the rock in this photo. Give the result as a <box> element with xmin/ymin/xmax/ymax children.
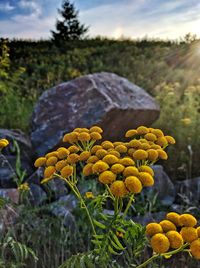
<box><xmin>0</xmin><ymin>154</ymin><xmax>17</xmax><ymax>188</ymax></box>
<box><xmin>29</xmin><ymin>184</ymin><xmax>47</xmax><ymax>206</ymax></box>
<box><xmin>31</xmin><ymin>72</ymin><xmax>160</xmax><ymax>156</ymax></box>
<box><xmin>56</xmin><ymin>194</ymin><xmax>78</xmax><ymax>212</ymax></box>
<box><xmin>0</xmin><ymin>188</ymin><xmax>19</xmax><ymax>204</ymax></box>
<box><xmin>0</xmin><ymin>205</ymin><xmax>18</xmax><ymax>232</ymax></box>
<box><xmin>26</xmin><ymin>167</ymin><xmax>44</xmax><ymax>185</ymax></box>
<box><xmin>47</xmin><ymin>179</ymin><xmax>68</xmax><ymax>199</ymax></box>
<box><xmin>133</xmin><ymin>212</ymin><xmax>166</xmax><ymax>225</ymax></box>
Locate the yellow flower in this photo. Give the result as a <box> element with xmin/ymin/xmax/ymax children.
<box><xmin>85</xmin><ymin>191</ymin><xmax>94</xmax><ymax>199</ymax></box>
<box><xmin>95</xmin><ymin>149</ymin><xmax>108</xmax><ymax>159</ymax></box>
<box><xmin>180</xmin><ymin>227</ymin><xmax>198</xmax><ymax>243</ymax></box>
<box><xmin>145</xmin><ymin>223</ymin><xmax>163</xmax><ymax>237</ymax></box>
<box><xmin>144</xmin><ymin>133</ymin><xmax>157</xmax><ymax>142</ymax></box>
<box><xmin>165</xmin><ymin>136</ymin><xmax>176</xmax><ymax>145</ymax></box>
<box><xmin>107</xmin><ymin>149</ymin><xmax>121</xmax><ymax>158</ymax></box>
<box><xmin>55</xmin><ymin>160</ymin><xmax>67</xmax><ymax>171</ymax></box>
<box><xmin>34</xmin><ymin>157</ymin><xmax>46</xmax><ymax>167</ymax></box>
<box><xmin>120</xmin><ymin>157</ymin><xmax>135</xmax><ymax>166</ymax></box>
<box><xmin>0</xmin><ymin>139</ymin><xmax>9</xmax><ymax>149</ymax></box>
<box><xmin>136</xmin><ymin>126</ymin><xmax>149</xmax><ymax>135</ymax></box>
<box><xmin>68</xmin><ymin>145</ymin><xmax>80</xmax><ymax>153</ymax></box>
<box><xmin>45</xmin><ymin>151</ymin><xmax>58</xmax><ymax>158</ymax></box>
<box><xmin>138</xmin><ymin>172</ymin><xmax>154</xmax><ymax>187</ymax></box>
<box><xmin>99</xmin><ymin>171</ymin><xmax>116</xmax><ymax>184</ymax></box>
<box><xmin>87</xmin><ymin>155</ymin><xmax>99</xmax><ymax>163</ymax></box>
<box><xmin>157</xmin><ymin>149</ymin><xmax>168</xmax><ymax>160</ymax></box>
<box><xmin>156</xmin><ymin>137</ymin><xmax>168</xmax><ymax>147</ymax></box>
<box><xmin>125</xmin><ymin>176</ymin><xmax>142</xmax><ymax>194</ymax></box>
<box><xmin>179</xmin><ymin>214</ymin><xmax>197</xmax><ymax>227</ymax></box>
<box><xmin>66</xmin><ymin>153</ymin><xmax>80</xmax><ymax>164</ymax></box>
<box><xmin>110</xmin><ymin>181</ymin><xmax>128</xmax><ymax>197</ymax></box>
<box><xmin>90</xmin><ymin>132</ymin><xmax>102</xmax><ymax>140</ymax></box>
<box><xmin>91</xmin><ymin>145</ymin><xmax>102</xmax><ymax>154</ymax></box>
<box><xmin>92</xmin><ymin>160</ymin><xmax>109</xmax><ymax>173</ymax></box>
<box><xmin>166</xmin><ymin>231</ymin><xmax>183</xmax><ymax>249</ymax></box>
<box><xmin>138</xmin><ymin>165</ymin><xmax>154</xmax><ymax>176</ymax></box>
<box><xmin>101</xmin><ymin>141</ymin><xmax>114</xmax><ymax>149</ymax></box>
<box><xmin>125</xmin><ymin>129</ymin><xmax>138</xmax><ymax>138</ymax></box>
<box><xmin>111</xmin><ymin>163</ymin><xmax>125</xmax><ymax>174</ymax></box>
<box><xmin>18</xmin><ymin>182</ymin><xmax>30</xmax><ymax>191</ymax></box>
<box><xmin>159</xmin><ymin>220</ymin><xmax>176</xmax><ymax>232</ymax></box>
<box><xmin>89</xmin><ymin>126</ymin><xmax>103</xmax><ymax>133</ymax></box>
<box><xmin>102</xmin><ymin>154</ymin><xmax>119</xmax><ymax>165</ymax></box>
<box><xmin>197</xmin><ymin>226</ymin><xmax>200</xmax><ymax>237</ymax></box>
<box><xmin>78</xmin><ymin>132</ymin><xmax>91</xmax><ymax>142</ymax></box>
<box><xmin>57</xmin><ymin>147</ymin><xmax>70</xmax><ymax>159</ymax></box>
<box><xmin>150</xmin><ymin>144</ymin><xmax>161</xmax><ymax>150</ymax></box>
<box><xmin>113</xmin><ymin>142</ymin><xmax>123</xmax><ymax>147</ymax></box>
<box><xmin>44</xmin><ymin>166</ymin><xmax>56</xmax><ymax>178</ymax></box>
<box><xmin>129</xmin><ymin>140</ymin><xmax>142</xmax><ymax>148</ymax></box>
<box><xmin>147</xmin><ymin>149</ymin><xmax>159</xmax><ymax>161</ymax></box>
<box><xmin>128</xmin><ymin>148</ymin><xmax>136</xmax><ymax>156</ymax></box>
<box><xmin>150</xmin><ymin>233</ymin><xmax>170</xmax><ymax>253</ymax></box>
<box><xmin>123</xmin><ymin>166</ymin><xmax>139</xmax><ymax>177</ymax></box>
<box><xmin>79</xmin><ymin>151</ymin><xmax>91</xmax><ymax>161</ymax></box>
<box><xmin>63</xmin><ymin>132</ymin><xmax>79</xmax><ymax>143</ymax></box>
<box><xmin>116</xmin><ymin>231</ymin><xmax>124</xmax><ymax>238</ymax></box>
<box><xmin>115</xmin><ymin>144</ymin><xmax>127</xmax><ymax>153</ymax></box>
<box><xmin>60</xmin><ymin>165</ymin><xmax>73</xmax><ymax>178</ymax></box>
<box><xmin>181</xmin><ymin>118</ymin><xmax>191</xmax><ymax>126</ymax></box>
<box><xmin>133</xmin><ymin>149</ymin><xmax>148</xmax><ymax>160</ymax></box>
<box><xmin>166</xmin><ymin>212</ymin><xmax>181</xmax><ymax>227</ymax></box>
<box><xmin>140</xmin><ymin>143</ymin><xmax>151</xmax><ymax>150</ymax></box>
<box><xmin>151</xmin><ymin>129</ymin><xmax>164</xmax><ymax>138</ymax></box>
<box><xmin>190</xmin><ymin>239</ymin><xmax>200</xmax><ymax>259</ymax></box>
<box><xmin>83</xmin><ymin>163</ymin><xmax>93</xmax><ymax>176</ymax></box>
<box><xmin>46</xmin><ymin>156</ymin><xmax>58</xmax><ymax>166</ymax></box>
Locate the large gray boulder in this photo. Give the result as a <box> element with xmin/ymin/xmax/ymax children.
<box><xmin>31</xmin><ymin>72</ymin><xmax>160</xmax><ymax>156</ymax></box>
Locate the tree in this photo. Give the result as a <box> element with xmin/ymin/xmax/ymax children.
<box><xmin>51</xmin><ymin>0</ymin><xmax>88</xmax><ymax>43</ymax></box>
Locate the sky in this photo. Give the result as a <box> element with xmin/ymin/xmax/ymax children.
<box><xmin>0</xmin><ymin>0</ymin><xmax>200</xmax><ymax>40</ymax></box>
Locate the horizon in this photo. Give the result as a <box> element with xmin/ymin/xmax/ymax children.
<box><xmin>0</xmin><ymin>0</ymin><xmax>200</xmax><ymax>40</ymax></box>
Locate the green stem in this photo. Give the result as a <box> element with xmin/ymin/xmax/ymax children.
<box><xmin>134</xmin><ymin>254</ymin><xmax>159</xmax><ymax>268</ymax></box>
<box><xmin>114</xmin><ymin>197</ymin><xmax>119</xmax><ymax>216</ymax></box>
<box><xmin>123</xmin><ymin>194</ymin><xmax>134</xmax><ymax>218</ymax></box>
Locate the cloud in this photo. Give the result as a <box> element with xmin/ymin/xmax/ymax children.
<box><xmin>0</xmin><ymin>2</ymin><xmax>15</xmax><ymax>11</ymax></box>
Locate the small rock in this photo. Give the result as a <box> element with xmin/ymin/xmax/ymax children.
<box><xmin>29</xmin><ymin>184</ymin><xmax>47</xmax><ymax>206</ymax></box>
<box><xmin>0</xmin><ymin>188</ymin><xmax>19</xmax><ymax>204</ymax></box>
<box><xmin>0</xmin><ymin>154</ymin><xmax>17</xmax><ymax>188</ymax></box>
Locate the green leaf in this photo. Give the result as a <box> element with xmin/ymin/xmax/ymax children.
<box><xmin>112</xmin><ymin>233</ymin><xmax>125</xmax><ymax>250</ymax></box>
<box><xmin>108</xmin><ymin>245</ymin><xmax>120</xmax><ymax>255</ymax></box>
<box><xmin>93</xmin><ymin>219</ymin><xmax>106</xmax><ymax>229</ymax></box>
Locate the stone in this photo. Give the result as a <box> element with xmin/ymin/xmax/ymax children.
<box><xmin>0</xmin><ymin>154</ymin><xmax>17</xmax><ymax>188</ymax></box>
<box><xmin>31</xmin><ymin>72</ymin><xmax>160</xmax><ymax>156</ymax></box>
<box><xmin>29</xmin><ymin>184</ymin><xmax>47</xmax><ymax>206</ymax></box>
<box><xmin>151</xmin><ymin>165</ymin><xmax>175</xmax><ymax>206</ymax></box>
<box><xmin>0</xmin><ymin>205</ymin><xmax>18</xmax><ymax>232</ymax></box>
<box><xmin>133</xmin><ymin>212</ymin><xmax>166</xmax><ymax>226</ymax></box>
<box><xmin>0</xmin><ymin>188</ymin><xmax>19</xmax><ymax>204</ymax></box>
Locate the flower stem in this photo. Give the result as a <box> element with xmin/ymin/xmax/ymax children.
<box><xmin>134</xmin><ymin>254</ymin><xmax>159</xmax><ymax>268</ymax></box>
<box><xmin>123</xmin><ymin>194</ymin><xmax>134</xmax><ymax>218</ymax></box>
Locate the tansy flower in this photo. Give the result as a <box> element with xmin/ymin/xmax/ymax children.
<box><xmin>101</xmin><ymin>141</ymin><xmax>114</xmax><ymax>149</ymax></box>
<box><xmin>129</xmin><ymin>140</ymin><xmax>142</xmax><ymax>148</ymax></box>
<box><xmin>95</xmin><ymin>149</ymin><xmax>108</xmax><ymax>159</ymax></box>
<box><xmin>113</xmin><ymin>142</ymin><xmax>123</xmax><ymax>146</ymax></box>
<box><xmin>157</xmin><ymin>149</ymin><xmax>168</xmax><ymax>160</ymax></box>
<box><xmin>133</xmin><ymin>149</ymin><xmax>148</xmax><ymax>160</ymax></box>
<box><xmin>18</xmin><ymin>182</ymin><xmax>30</xmax><ymax>191</ymax></box>
<box><xmin>166</xmin><ymin>212</ymin><xmax>181</xmax><ymax>227</ymax></box>
<box><xmin>125</xmin><ymin>176</ymin><xmax>142</xmax><ymax>194</ymax></box>
<box><xmin>159</xmin><ymin>220</ymin><xmax>176</xmax><ymax>232</ymax></box>
<box><xmin>78</xmin><ymin>132</ymin><xmax>91</xmax><ymax>142</ymax></box>
<box><xmin>66</xmin><ymin>153</ymin><xmax>80</xmax><ymax>164</ymax></box>
<box><xmin>197</xmin><ymin>226</ymin><xmax>200</xmax><ymax>237</ymax></box>
<box><xmin>89</xmin><ymin>126</ymin><xmax>103</xmax><ymax>133</ymax></box>
<box><xmin>46</xmin><ymin>156</ymin><xmax>58</xmax><ymax>166</ymax></box>
<box><xmin>165</xmin><ymin>136</ymin><xmax>176</xmax><ymax>144</ymax></box>
<box><xmin>57</xmin><ymin>147</ymin><xmax>70</xmax><ymax>159</ymax></box>
<box><xmin>45</xmin><ymin>151</ymin><xmax>58</xmax><ymax>158</ymax></box>
<box><xmin>83</xmin><ymin>163</ymin><xmax>93</xmax><ymax>176</ymax></box>
<box><xmin>99</xmin><ymin>171</ymin><xmax>116</xmax><ymax>184</ymax></box>
<box><xmin>110</xmin><ymin>181</ymin><xmax>128</xmax><ymax>197</ymax></box>
<box><xmin>138</xmin><ymin>172</ymin><xmax>154</xmax><ymax>187</ymax></box>
<box><xmin>120</xmin><ymin>157</ymin><xmax>135</xmax><ymax>166</ymax></box>
<box><xmin>190</xmin><ymin>239</ymin><xmax>200</xmax><ymax>259</ymax></box>
<box><xmin>138</xmin><ymin>165</ymin><xmax>154</xmax><ymax>176</ymax></box>
<box><xmin>179</xmin><ymin>214</ymin><xmax>197</xmax><ymax>227</ymax></box>
<box><xmin>34</xmin><ymin>157</ymin><xmax>46</xmax><ymax>167</ymax></box>
<box><xmin>180</xmin><ymin>227</ymin><xmax>198</xmax><ymax>243</ymax></box>
<box><xmin>150</xmin><ymin>144</ymin><xmax>161</xmax><ymax>150</ymax></box>
<box><xmin>68</xmin><ymin>145</ymin><xmax>80</xmax><ymax>153</ymax></box>
<box><xmin>147</xmin><ymin>149</ymin><xmax>159</xmax><ymax>161</ymax></box>
<box><xmin>156</xmin><ymin>137</ymin><xmax>168</xmax><ymax>147</ymax></box>
<box><xmin>116</xmin><ymin>231</ymin><xmax>124</xmax><ymax>238</ymax></box>
<box><xmin>123</xmin><ymin>166</ymin><xmax>139</xmax><ymax>177</ymax></box>
<box><xmin>0</xmin><ymin>139</ymin><xmax>9</xmax><ymax>149</ymax></box>
<box><xmin>44</xmin><ymin>166</ymin><xmax>56</xmax><ymax>179</ymax></box>
<box><xmin>125</xmin><ymin>129</ymin><xmax>138</xmax><ymax>138</ymax></box>
<box><xmin>140</xmin><ymin>143</ymin><xmax>151</xmax><ymax>150</ymax></box>
<box><xmin>63</xmin><ymin>132</ymin><xmax>79</xmax><ymax>143</ymax></box>
<box><xmin>85</xmin><ymin>191</ymin><xmax>94</xmax><ymax>199</ymax></box>
<box><xmin>145</xmin><ymin>223</ymin><xmax>163</xmax><ymax>237</ymax></box>
<box><xmin>92</xmin><ymin>160</ymin><xmax>109</xmax><ymax>173</ymax></box>
<box><xmin>78</xmin><ymin>128</ymin><xmax>90</xmax><ymax>133</ymax></box>
<box><xmin>144</xmin><ymin>133</ymin><xmax>157</xmax><ymax>142</ymax></box>
<box><xmin>91</xmin><ymin>145</ymin><xmax>102</xmax><ymax>154</ymax></box>
<box><xmin>55</xmin><ymin>160</ymin><xmax>67</xmax><ymax>171</ymax></box>
<box><xmin>115</xmin><ymin>144</ymin><xmax>127</xmax><ymax>153</ymax></box>
<box><xmin>87</xmin><ymin>155</ymin><xmax>99</xmax><ymax>163</ymax></box>
<box><xmin>90</xmin><ymin>132</ymin><xmax>102</xmax><ymax>140</ymax></box>
<box><xmin>128</xmin><ymin>148</ymin><xmax>136</xmax><ymax>156</ymax></box>
<box><xmin>60</xmin><ymin>165</ymin><xmax>73</xmax><ymax>178</ymax></box>
<box><xmin>111</xmin><ymin>163</ymin><xmax>125</xmax><ymax>174</ymax></box>
<box><xmin>136</xmin><ymin>126</ymin><xmax>149</xmax><ymax>135</ymax></box>
<box><xmin>107</xmin><ymin>149</ymin><xmax>121</xmax><ymax>158</ymax></box>
<box><xmin>181</xmin><ymin>118</ymin><xmax>191</xmax><ymax>126</ymax></box>
<box><xmin>102</xmin><ymin>154</ymin><xmax>119</xmax><ymax>165</ymax></box>
<box><xmin>166</xmin><ymin>231</ymin><xmax>183</xmax><ymax>249</ymax></box>
<box><xmin>151</xmin><ymin>129</ymin><xmax>164</xmax><ymax>138</ymax></box>
<box><xmin>150</xmin><ymin>233</ymin><xmax>170</xmax><ymax>253</ymax></box>
<box><xmin>79</xmin><ymin>151</ymin><xmax>91</xmax><ymax>161</ymax></box>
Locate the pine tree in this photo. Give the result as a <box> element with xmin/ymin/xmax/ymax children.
<box><xmin>51</xmin><ymin>0</ymin><xmax>88</xmax><ymax>43</ymax></box>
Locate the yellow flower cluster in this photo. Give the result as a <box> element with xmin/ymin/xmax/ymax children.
<box><xmin>18</xmin><ymin>182</ymin><xmax>30</xmax><ymax>191</ymax></box>
<box><xmin>0</xmin><ymin>139</ymin><xmax>9</xmax><ymax>150</ymax></box>
<box><xmin>146</xmin><ymin>212</ymin><xmax>200</xmax><ymax>259</ymax></box>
